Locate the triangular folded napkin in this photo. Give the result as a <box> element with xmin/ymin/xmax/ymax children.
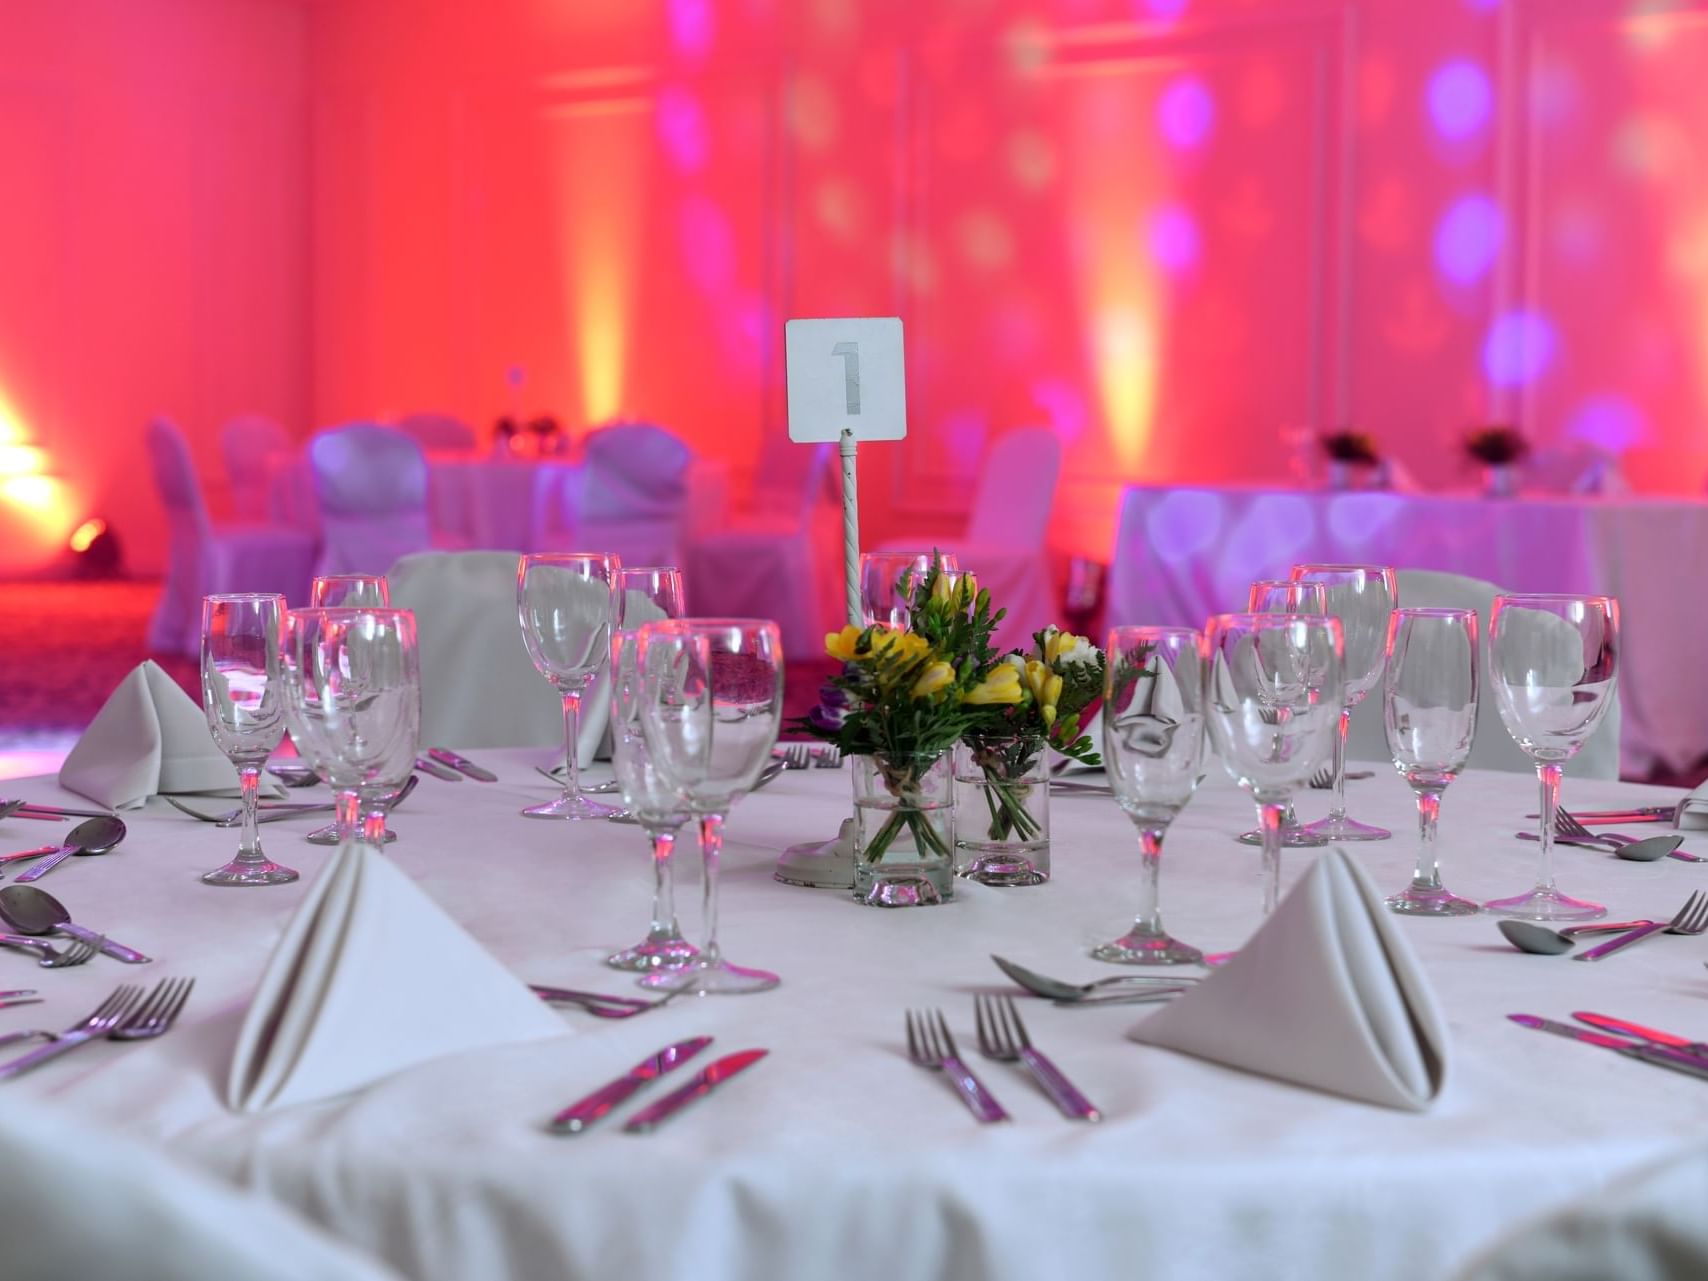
<box><xmin>1131</xmin><ymin>848</ymin><xmax>1448</xmax><ymax>1110</ymax></box>
<box><xmin>228</xmin><ymin>840</ymin><xmax>565</xmax><ymax>1112</ymax></box>
<box><xmin>1677</xmin><ymin>781</ymin><xmax>1708</xmax><ymax>830</ymax></box>
<box><xmin>59</xmin><ymin>660</ymin><xmax>242</xmax><ymax>809</ymax></box>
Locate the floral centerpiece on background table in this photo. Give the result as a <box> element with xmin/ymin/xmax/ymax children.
<box><xmin>1464</xmin><ymin>423</ymin><xmax>1528</xmax><ymax>497</ymax></box>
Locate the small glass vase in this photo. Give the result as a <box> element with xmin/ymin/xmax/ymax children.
<box><xmin>954</xmin><ymin>734</ymin><xmax>1050</xmax><ymax>886</ymax></box>
<box><xmin>852</xmin><ymin>751</ymin><xmax>955</xmax><ymax>907</ymax></box>
<box><xmin>1483</xmin><ymin>463</ymin><xmax>1520</xmax><ymax>498</ymax></box>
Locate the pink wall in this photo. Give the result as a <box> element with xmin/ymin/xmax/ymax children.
<box><xmin>0</xmin><ymin>0</ymin><xmax>308</xmax><ymax>575</ymax></box>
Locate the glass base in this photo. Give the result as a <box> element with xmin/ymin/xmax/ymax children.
<box><xmin>1297</xmin><ymin>814</ymin><xmax>1392</xmax><ymax>842</ymax></box>
<box><xmin>522</xmin><ymin>793</ymin><xmax>620</xmax><ymax>820</ymax></box>
<box><xmin>1237</xmin><ymin>826</ymin><xmax>1329</xmax><ymax>848</ymax></box>
<box><xmin>307</xmin><ymin>823</ymin><xmax>395</xmax><ymax>846</ymax></box>
<box><xmin>638</xmin><ymin>959</ymin><xmax>780</xmax><ymax>994</ymax></box>
<box><xmin>957</xmin><ymin>852</ymin><xmax>1047</xmax><ymax>887</ymax></box>
<box><xmin>1091</xmin><ymin>930</ymin><xmax>1203</xmax><ymax>965</ymax></box>
<box><xmin>605</xmin><ymin>935</ymin><xmax>699</xmax><ymax>971</ymax></box>
<box><xmin>1386</xmin><ymin>884</ymin><xmax>1480</xmax><ymax>917</ymax></box>
<box><xmin>201</xmin><ymin>859</ymin><xmax>299</xmax><ymax>887</ymax></box>
<box><xmin>1483</xmin><ymin>885</ymin><xmax>1607</xmax><ymax>922</ymax></box>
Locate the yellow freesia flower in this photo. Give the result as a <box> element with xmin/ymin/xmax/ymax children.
<box><xmin>911</xmin><ymin>660</ymin><xmax>955</xmax><ymax>700</ymax></box>
<box><xmin>871</xmin><ymin>629</ymin><xmax>930</xmax><ymax>667</ymax></box>
<box><xmin>963</xmin><ymin>665</ymin><xmax>1023</xmax><ymax>705</ymax></box>
<box><xmin>1043</xmin><ymin>628</ymin><xmax>1088</xmax><ymax>665</ymax></box>
<box><xmin>825</xmin><ymin>625</ymin><xmax>865</xmax><ymax>662</ymax></box>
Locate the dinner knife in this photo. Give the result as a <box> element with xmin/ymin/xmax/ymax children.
<box><xmin>1573</xmin><ymin>1012</ymin><xmax>1708</xmax><ymax>1060</ymax></box>
<box><xmin>622</xmin><ymin>1048</ymin><xmax>768</xmax><ymax>1133</ymax></box>
<box><xmin>414</xmin><ymin>755</ymin><xmax>463</xmax><ymax>782</ymax></box>
<box><xmin>1509</xmin><ymin>1014</ymin><xmax>1708</xmax><ymax>1081</ymax></box>
<box><xmin>549</xmin><ymin>1037</ymin><xmax>712</xmax><ymax>1134</ymax></box>
<box><xmin>427</xmin><ymin>748</ymin><xmax>498</xmax><ymax>782</ymax></box>
<box><xmin>15</xmin><ymin>804</ymin><xmax>116</xmax><ymax>821</ymax></box>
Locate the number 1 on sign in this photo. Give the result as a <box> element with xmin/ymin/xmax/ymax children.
<box><xmin>831</xmin><ymin>341</ymin><xmax>861</xmax><ymax>415</ymax></box>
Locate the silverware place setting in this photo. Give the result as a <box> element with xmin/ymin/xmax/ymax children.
<box><xmin>1516</xmin><ymin>829</ymin><xmax>1700</xmax><ymax>863</ymax></box>
<box><xmin>426</xmin><ymin>747</ymin><xmax>498</xmax><ymax>781</ymax></box>
<box><xmin>1510</xmin><ymin>1011</ymin><xmax>1708</xmax><ymax>1082</ymax></box>
<box><xmin>1496</xmin><ymin>918</ymin><xmax>1654</xmax><ymax>956</ymax></box>
<box><xmin>904</xmin><ymin>1008</ymin><xmax>1009</xmax><ymax>1123</ymax></box>
<box><xmin>0</xmin><ymin>885</ymin><xmax>151</xmax><ymax>964</ymax></box>
<box><xmin>0</xmin><ymin>798</ymin><xmax>116</xmax><ymax>822</ymax></box>
<box><xmin>0</xmin><ymin>934</ymin><xmax>103</xmax><ymax>967</ymax></box>
<box><xmin>530</xmin><ymin>983</ymin><xmax>685</xmax><ymax>1019</ymax></box>
<box><xmin>548</xmin><ymin>1036</ymin><xmax>713</xmax><ymax>1134</ymax></box>
<box><xmin>3</xmin><ymin>815</ymin><xmax>128</xmax><ymax>884</ymax></box>
<box><xmin>0</xmin><ymin>977</ymin><xmax>193</xmax><ymax>1080</ymax></box>
<box><xmin>1572</xmin><ymin>892</ymin><xmax>1708</xmax><ymax>962</ymax></box>
<box><xmin>973</xmin><ymin>993</ymin><xmax>1100</xmax><ymax>1120</ymax></box>
<box><xmin>1527</xmin><ymin>803</ymin><xmax>1683</xmax><ymax>826</ymax></box>
<box><xmin>991</xmin><ymin>954</ymin><xmax>1199</xmax><ymax>1005</ymax></box>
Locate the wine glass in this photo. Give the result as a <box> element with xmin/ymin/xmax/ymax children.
<box><xmin>1289</xmin><ymin>564</ymin><xmax>1397</xmax><ymax>841</ymax></box>
<box><xmin>311</xmin><ymin>574</ymin><xmax>389</xmax><ymax>608</ymax></box>
<box><xmin>1203</xmin><ymin>612</ymin><xmax>1345</xmax><ymax>916</ymax></box>
<box><xmin>200</xmin><ymin>594</ymin><xmax>298</xmax><ymax>886</ymax></box>
<box><xmin>860</xmin><ymin>551</ymin><xmax>958</xmax><ymax>628</ymax></box>
<box><xmin>282</xmin><ymin>607</ymin><xmax>421</xmax><ymax>848</ymax></box>
<box><xmin>1238</xmin><ymin>578</ymin><xmax>1330</xmax><ymax>850</ymax></box>
<box><xmin>1383</xmin><ymin>608</ymin><xmax>1480</xmax><ymax>916</ymax></box>
<box><xmin>1093</xmin><ymin>626</ymin><xmax>1206</xmax><ymax>964</ymax></box>
<box><xmin>1484</xmin><ymin>594</ymin><xmax>1619</xmax><ymax>921</ymax></box>
<box><xmin>517</xmin><ymin>552</ymin><xmax>621</xmax><ymax>819</ymax></box>
<box><xmin>637</xmin><ymin>618</ymin><xmax>784</xmax><ymax>995</ymax></box>
<box><xmin>604</xmin><ymin>627</ymin><xmax>697</xmax><ymax>972</ymax></box>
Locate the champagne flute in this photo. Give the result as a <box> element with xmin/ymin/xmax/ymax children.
<box><xmin>1383</xmin><ymin>608</ymin><xmax>1480</xmax><ymax>915</ymax></box>
<box><xmin>1238</xmin><ymin>579</ymin><xmax>1329</xmax><ymax>849</ymax></box>
<box><xmin>637</xmin><ymin>618</ymin><xmax>783</xmax><ymax>995</ymax></box>
<box><xmin>860</xmin><ymin>551</ymin><xmax>958</xmax><ymax>629</ymax></box>
<box><xmin>1203</xmin><ymin>613</ymin><xmax>1345</xmax><ymax>916</ymax></box>
<box><xmin>200</xmin><ymin>593</ymin><xmax>297</xmax><ymax>886</ymax></box>
<box><xmin>311</xmin><ymin>574</ymin><xmax>389</xmax><ymax>608</ymax></box>
<box><xmin>1289</xmin><ymin>563</ymin><xmax>1397</xmax><ymax>841</ymax></box>
<box><xmin>1484</xmin><ymin>594</ymin><xmax>1618</xmax><ymax>921</ymax></box>
<box><xmin>1093</xmin><ymin>626</ymin><xmax>1206</xmax><ymax>964</ymax></box>
<box><xmin>517</xmin><ymin>552</ymin><xmax>621</xmax><ymax>819</ymax></box>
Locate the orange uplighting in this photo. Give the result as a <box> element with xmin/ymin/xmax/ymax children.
<box><xmin>0</xmin><ymin>443</ymin><xmax>46</xmax><ymax>476</ymax></box>
<box><xmin>0</xmin><ymin>475</ymin><xmax>60</xmax><ymax>511</ymax></box>
<box><xmin>68</xmin><ymin>517</ymin><xmax>107</xmax><ymax>552</ymax></box>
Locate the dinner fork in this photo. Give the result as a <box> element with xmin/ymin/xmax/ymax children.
<box><xmin>1549</xmin><ymin>811</ymin><xmax>1708</xmax><ymax>863</ymax></box>
<box><xmin>1575</xmin><ymin>891</ymin><xmax>1708</xmax><ymax>962</ymax></box>
<box><xmin>0</xmin><ymin>984</ymin><xmax>142</xmax><ymax>1079</ymax></box>
<box><xmin>815</xmin><ymin>746</ymin><xmax>844</xmax><ymax>769</ymax></box>
<box><xmin>109</xmin><ymin>977</ymin><xmax>194</xmax><ymax>1041</ymax></box>
<box><xmin>904</xmin><ymin>1008</ymin><xmax>1008</xmax><ymax>1122</ymax></box>
<box><xmin>778</xmin><ymin>743</ymin><xmax>813</xmax><ymax>770</ymax></box>
<box><xmin>0</xmin><ymin>934</ymin><xmax>101</xmax><ymax>968</ymax></box>
<box><xmin>974</xmin><ymin>993</ymin><xmax>1100</xmax><ymax>1121</ymax></box>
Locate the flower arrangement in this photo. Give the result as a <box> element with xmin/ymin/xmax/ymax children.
<box><xmin>1318</xmin><ymin>430</ymin><xmax>1381</xmax><ymax>466</ymax></box>
<box><xmin>1464</xmin><ymin>423</ymin><xmax>1528</xmax><ymax>466</ymax></box>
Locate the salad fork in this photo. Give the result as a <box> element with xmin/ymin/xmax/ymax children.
<box><xmin>0</xmin><ymin>934</ymin><xmax>101</xmax><ymax>968</ymax></box>
<box><xmin>974</xmin><ymin>993</ymin><xmax>1100</xmax><ymax>1120</ymax></box>
<box><xmin>109</xmin><ymin>977</ymin><xmax>195</xmax><ymax>1041</ymax></box>
<box><xmin>0</xmin><ymin>984</ymin><xmax>142</xmax><ymax>1079</ymax></box>
<box><xmin>815</xmin><ymin>746</ymin><xmax>844</xmax><ymax>769</ymax></box>
<box><xmin>904</xmin><ymin>1008</ymin><xmax>1008</xmax><ymax>1122</ymax></box>
<box><xmin>1575</xmin><ymin>892</ymin><xmax>1708</xmax><ymax>962</ymax></box>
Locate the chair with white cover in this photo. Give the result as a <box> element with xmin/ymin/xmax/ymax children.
<box><xmin>309</xmin><ymin>424</ymin><xmax>433</xmax><ymax>577</ymax></box>
<box><xmin>219</xmin><ymin>413</ymin><xmax>292</xmax><ymax>521</ymax></box>
<box><xmin>1344</xmin><ymin>568</ymin><xmax>1621</xmax><ymax>778</ymax></box>
<box><xmin>531</xmin><ymin>423</ymin><xmax>692</xmax><ymax>568</ymax></box>
<box><xmin>394</xmin><ymin>412</ymin><xmax>478</xmax><ymax>453</ymax></box>
<box><xmin>146</xmin><ymin>417</ymin><xmax>317</xmax><ymax>654</ymax></box>
<box><xmin>1527</xmin><ymin>441</ymin><xmax>1628</xmax><ymax>496</ymax></box>
<box><xmin>878</xmin><ymin>425</ymin><xmax>1062</xmax><ymax>652</ymax></box>
<box><xmin>0</xmin><ymin>1095</ymin><xmax>403</xmax><ymax>1281</ymax></box>
<box><xmin>685</xmin><ymin>441</ymin><xmax>838</xmax><ymax>657</ymax></box>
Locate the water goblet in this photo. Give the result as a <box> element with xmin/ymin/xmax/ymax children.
<box><xmin>1383</xmin><ymin>608</ymin><xmax>1480</xmax><ymax>916</ymax></box>
<box><xmin>200</xmin><ymin>594</ymin><xmax>298</xmax><ymax>886</ymax></box>
<box><xmin>1238</xmin><ymin>578</ymin><xmax>1330</xmax><ymax>850</ymax></box>
<box><xmin>1203</xmin><ymin>612</ymin><xmax>1345</xmax><ymax>916</ymax></box>
<box><xmin>637</xmin><ymin>618</ymin><xmax>784</xmax><ymax>995</ymax></box>
<box><xmin>1092</xmin><ymin>626</ymin><xmax>1207</xmax><ymax>965</ymax></box>
<box><xmin>517</xmin><ymin>552</ymin><xmax>621</xmax><ymax>819</ymax></box>
<box><xmin>311</xmin><ymin>574</ymin><xmax>389</xmax><ymax>608</ymax></box>
<box><xmin>861</xmin><ymin>551</ymin><xmax>958</xmax><ymax>628</ymax></box>
<box><xmin>1289</xmin><ymin>563</ymin><xmax>1397</xmax><ymax>841</ymax></box>
<box><xmin>1483</xmin><ymin>594</ymin><xmax>1618</xmax><ymax>922</ymax></box>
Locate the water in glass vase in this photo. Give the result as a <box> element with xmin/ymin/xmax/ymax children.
<box><xmin>954</xmin><ymin>734</ymin><xmax>1050</xmax><ymax>886</ymax></box>
<box><xmin>852</xmin><ymin>752</ymin><xmax>956</xmax><ymax>907</ymax></box>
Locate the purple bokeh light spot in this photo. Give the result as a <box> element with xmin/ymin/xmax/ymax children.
<box><xmin>1143</xmin><ymin>0</ymin><xmax>1189</xmax><ymax>18</ymax></box>
<box><xmin>1482</xmin><ymin>310</ymin><xmax>1557</xmax><ymax>386</ymax></box>
<box><xmin>1427</xmin><ymin>60</ymin><xmax>1493</xmax><ymax>141</ymax></box>
<box><xmin>1029</xmin><ymin>378</ymin><xmax>1089</xmax><ymax>443</ymax></box>
<box><xmin>1145</xmin><ymin>490</ymin><xmax>1224</xmax><ymax>561</ymax></box>
<box><xmin>1146</xmin><ymin>205</ymin><xmax>1201</xmax><ymax>274</ymax></box>
<box><xmin>1566</xmin><ymin>395</ymin><xmax>1648</xmax><ymax>453</ymax></box>
<box><xmin>1157</xmin><ymin>77</ymin><xmax>1215</xmax><ymax>150</ymax></box>
<box><xmin>1215</xmin><ymin>496</ymin><xmax>1315</xmax><ymax>603</ymax></box>
<box><xmin>678</xmin><ymin>195</ymin><xmax>735</xmax><ymax>293</ymax></box>
<box><xmin>667</xmin><ymin>0</ymin><xmax>714</xmax><ymax>58</ymax></box>
<box><xmin>656</xmin><ymin>86</ymin><xmax>709</xmax><ymax>173</ymax></box>
<box><xmin>1326</xmin><ymin>492</ymin><xmax>1404</xmax><ymax>546</ymax></box>
<box><xmin>1433</xmin><ymin>194</ymin><xmax>1503</xmax><ymax>285</ymax></box>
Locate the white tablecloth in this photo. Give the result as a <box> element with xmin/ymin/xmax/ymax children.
<box><xmin>6</xmin><ymin>753</ymin><xmax>1708</xmax><ymax>1281</ymax></box>
<box><xmin>1106</xmin><ymin>484</ymin><xmax>1708</xmax><ymax>775</ymax></box>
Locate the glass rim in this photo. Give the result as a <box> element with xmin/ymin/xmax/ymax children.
<box><xmin>1106</xmin><ymin>623</ymin><xmax>1201</xmax><ymax>641</ymax></box>
<box><xmin>1491</xmin><ymin>592</ymin><xmax>1615</xmax><ymax>606</ymax></box>
<box><xmin>1392</xmin><ymin>606</ymin><xmax>1476</xmax><ymax>619</ymax></box>
<box><xmin>1206</xmin><ymin>610</ymin><xmax>1343</xmax><ymax>630</ymax></box>
<box><xmin>519</xmin><ymin>551</ymin><xmax>621</xmax><ymax>566</ymax></box>
<box><xmin>311</xmin><ymin>573</ymin><xmax>385</xmax><ymax>582</ymax></box>
<box><xmin>204</xmin><ymin>592</ymin><xmax>285</xmax><ymax>604</ymax></box>
<box><xmin>1288</xmin><ymin>563</ymin><xmax>1395</xmax><ymax>576</ymax></box>
<box><xmin>617</xmin><ymin>565</ymin><xmax>683</xmax><ymax>576</ymax></box>
<box><xmin>286</xmin><ymin>605</ymin><xmax>415</xmax><ymax>619</ymax></box>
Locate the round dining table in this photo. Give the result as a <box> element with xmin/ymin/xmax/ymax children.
<box><xmin>3</xmin><ymin>748</ymin><xmax>1706</xmax><ymax>1281</ymax></box>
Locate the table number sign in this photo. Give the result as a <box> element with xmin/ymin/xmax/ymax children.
<box><xmin>785</xmin><ymin>317</ymin><xmax>907</xmax><ymax>624</ymax></box>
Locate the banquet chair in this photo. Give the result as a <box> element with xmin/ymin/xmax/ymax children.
<box><xmin>145</xmin><ymin>417</ymin><xmax>317</xmax><ymax>654</ymax></box>
<box><xmin>219</xmin><ymin>413</ymin><xmax>292</xmax><ymax>520</ymax></box>
<box><xmin>877</xmin><ymin>426</ymin><xmax>1062</xmax><ymax>652</ymax></box>
<box><xmin>309</xmin><ymin>424</ymin><xmax>434</xmax><ymax>577</ymax></box>
<box><xmin>532</xmin><ymin>422</ymin><xmax>692</xmax><ymax>567</ymax></box>
<box><xmin>685</xmin><ymin>440</ymin><xmax>839</xmax><ymax>657</ymax></box>
<box><xmin>0</xmin><ymin>1096</ymin><xmax>403</xmax><ymax>1281</ymax></box>
<box><xmin>394</xmin><ymin>411</ymin><xmax>478</xmax><ymax>452</ymax></box>
<box><xmin>1526</xmin><ymin>441</ymin><xmax>1628</xmax><ymax>496</ymax></box>
<box><xmin>1344</xmin><ymin>569</ymin><xmax>1622</xmax><ymax>778</ymax></box>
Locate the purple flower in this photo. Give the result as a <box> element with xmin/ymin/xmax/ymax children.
<box><xmin>807</xmin><ymin>681</ymin><xmax>851</xmax><ymax>733</ymax></box>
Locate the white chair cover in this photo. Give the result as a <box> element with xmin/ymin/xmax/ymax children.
<box><xmin>394</xmin><ymin>412</ymin><xmax>478</xmax><ymax>452</ymax></box>
<box><xmin>219</xmin><ymin>413</ymin><xmax>291</xmax><ymax>519</ymax></box>
<box><xmin>145</xmin><ymin>418</ymin><xmax>316</xmax><ymax>654</ymax></box>
<box><xmin>880</xmin><ymin>426</ymin><xmax>1062</xmax><ymax>653</ymax></box>
<box><xmin>685</xmin><ymin>443</ymin><xmax>839</xmax><ymax>657</ymax></box>
<box><xmin>1527</xmin><ymin>442</ymin><xmax>1628</xmax><ymax>496</ymax></box>
<box><xmin>1344</xmin><ymin>568</ymin><xmax>1621</xmax><ymax>778</ymax></box>
<box><xmin>580</xmin><ymin>423</ymin><xmax>691</xmax><ymax>567</ymax></box>
<box><xmin>310</xmin><ymin>425</ymin><xmax>433</xmax><ymax>577</ymax></box>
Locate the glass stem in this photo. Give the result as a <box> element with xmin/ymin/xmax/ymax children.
<box><xmin>698</xmin><ymin>812</ymin><xmax>724</xmax><ymax>968</ymax></box>
<box><xmin>1131</xmin><ymin>824</ymin><xmax>1167</xmax><ymax>938</ymax></box>
<box><xmin>335</xmin><ymin>788</ymin><xmax>361</xmax><ymax>843</ymax></box>
<box><xmin>1328</xmin><ymin>708</ymin><xmax>1351</xmax><ymax>823</ymax></box>
<box><xmin>559</xmin><ymin>686</ymin><xmax>583</xmax><ymax>803</ymax></box>
<box><xmin>1534</xmin><ymin>761</ymin><xmax>1563</xmax><ymax>894</ymax></box>
<box><xmin>647</xmin><ymin>825</ymin><xmax>682</xmax><ymax>941</ymax></box>
<box><xmin>236</xmin><ymin>764</ymin><xmax>264</xmax><ymax>864</ymax></box>
<box><xmin>1259</xmin><ymin>799</ymin><xmax>1286</xmax><ymax>916</ymax></box>
<box><xmin>1411</xmin><ymin>786</ymin><xmax>1444</xmax><ymax>891</ymax></box>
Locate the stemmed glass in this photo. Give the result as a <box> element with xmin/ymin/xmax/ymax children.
<box><xmin>637</xmin><ymin>618</ymin><xmax>783</xmax><ymax>995</ymax></box>
<box><xmin>1484</xmin><ymin>594</ymin><xmax>1619</xmax><ymax>921</ymax></box>
<box><xmin>282</xmin><ymin>607</ymin><xmax>422</xmax><ymax>848</ymax></box>
<box><xmin>1238</xmin><ymin>579</ymin><xmax>1329</xmax><ymax>850</ymax></box>
<box><xmin>1290</xmin><ymin>563</ymin><xmax>1397</xmax><ymax>841</ymax></box>
<box><xmin>859</xmin><ymin>551</ymin><xmax>958</xmax><ymax>628</ymax></box>
<box><xmin>311</xmin><ymin>574</ymin><xmax>389</xmax><ymax>608</ymax></box>
<box><xmin>200</xmin><ymin>594</ymin><xmax>298</xmax><ymax>886</ymax></box>
<box><xmin>1383</xmin><ymin>608</ymin><xmax>1480</xmax><ymax>916</ymax></box>
<box><xmin>517</xmin><ymin>552</ymin><xmax>621</xmax><ymax>819</ymax></box>
<box><xmin>1203</xmin><ymin>613</ymin><xmax>1345</xmax><ymax>916</ymax></box>
<box><xmin>1093</xmin><ymin>626</ymin><xmax>1206</xmax><ymax>964</ymax></box>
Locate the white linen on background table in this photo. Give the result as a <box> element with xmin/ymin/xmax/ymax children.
<box><xmin>6</xmin><ymin>750</ymin><xmax>1708</xmax><ymax>1281</ymax></box>
<box><xmin>1106</xmin><ymin>484</ymin><xmax>1708</xmax><ymax>775</ymax></box>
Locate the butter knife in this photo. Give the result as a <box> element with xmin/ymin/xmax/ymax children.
<box><xmin>1510</xmin><ymin>1014</ymin><xmax>1708</xmax><ymax>1080</ymax></box>
<box><xmin>415</xmin><ymin>755</ymin><xmax>463</xmax><ymax>782</ymax></box>
<box><xmin>428</xmin><ymin>748</ymin><xmax>498</xmax><ymax>782</ymax></box>
<box><xmin>622</xmin><ymin>1048</ymin><xmax>768</xmax><ymax>1133</ymax></box>
<box><xmin>549</xmin><ymin>1037</ymin><xmax>712</xmax><ymax>1134</ymax></box>
<box><xmin>1574</xmin><ymin>1012</ymin><xmax>1708</xmax><ymax>1060</ymax></box>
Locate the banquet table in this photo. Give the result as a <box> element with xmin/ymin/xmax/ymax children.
<box><xmin>7</xmin><ymin>751</ymin><xmax>1708</xmax><ymax>1281</ymax></box>
<box><xmin>1106</xmin><ymin>484</ymin><xmax>1708</xmax><ymax>776</ymax></box>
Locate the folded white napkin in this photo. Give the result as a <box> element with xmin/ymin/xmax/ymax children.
<box><xmin>228</xmin><ymin>840</ymin><xmax>565</xmax><ymax>1112</ymax></box>
<box><xmin>1677</xmin><ymin>782</ymin><xmax>1708</xmax><ymax>830</ymax></box>
<box><xmin>58</xmin><ymin>660</ymin><xmax>242</xmax><ymax>810</ymax></box>
<box><xmin>1131</xmin><ymin>848</ymin><xmax>1448</xmax><ymax>1110</ymax></box>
